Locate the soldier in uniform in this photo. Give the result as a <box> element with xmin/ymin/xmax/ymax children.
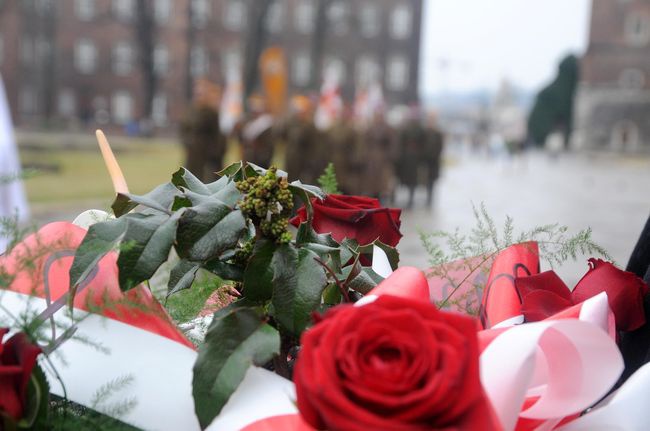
<box><xmin>179</xmin><ymin>79</ymin><xmax>226</xmax><ymax>182</ymax></box>
<box><xmin>361</xmin><ymin>110</ymin><xmax>398</xmax><ymax>203</ymax></box>
<box><xmin>398</xmin><ymin>108</ymin><xmax>426</xmax><ymax>209</ymax></box>
<box><xmin>422</xmin><ymin>112</ymin><xmax>444</xmax><ymax>207</ymax></box>
<box><xmin>329</xmin><ymin>105</ymin><xmax>362</xmax><ymax>195</ymax></box>
<box><xmin>237</xmin><ymin>94</ymin><xmax>275</xmax><ymax>168</ymax></box>
<box><xmin>280</xmin><ymin>96</ymin><xmax>320</xmax><ymax>183</ymax></box>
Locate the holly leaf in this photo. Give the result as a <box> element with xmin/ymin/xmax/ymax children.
<box><xmin>192</xmin><ymin>306</ymin><xmax>280</xmax><ymax>429</ymax></box>
<box><xmin>176</xmin><ymin>200</ymin><xmax>247</xmax><ymax>262</ymax></box>
<box><xmin>117</xmin><ymin>213</ymin><xmax>182</xmax><ymax>291</ymax></box>
<box><xmin>271</xmin><ymin>245</ymin><xmax>328</xmax><ymax>336</ymax></box>
<box><xmin>347</xmin><ymin>267</ymin><xmax>384</xmax><ymax>294</ymax></box>
<box><xmin>172</xmin><ymin>167</ymin><xmax>213</xmax><ymax>195</ymax></box>
<box><xmin>358</xmin><ymin>240</ymin><xmax>400</xmax><ymax>271</ymax></box>
<box><xmin>167</xmin><ymin>259</ymin><xmax>200</xmax><ymax>296</ymax></box>
<box><xmin>70</xmin><ymin>217</ymin><xmax>128</xmax><ymax>289</ymax></box>
<box><xmin>242</xmin><ymin>239</ymin><xmax>277</xmax><ymax>301</ymax></box>
<box><xmin>111</xmin><ymin>182</ymin><xmax>180</xmax><ymax>217</ymax></box>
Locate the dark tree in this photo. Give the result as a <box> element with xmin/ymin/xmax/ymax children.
<box><xmin>135</xmin><ymin>0</ymin><xmax>157</xmax><ymax>124</ymax></box>
<box><xmin>184</xmin><ymin>0</ymin><xmax>196</xmax><ymax>102</ymax></box>
<box><xmin>309</xmin><ymin>0</ymin><xmax>333</xmax><ymax>90</ymax></box>
<box><xmin>242</xmin><ymin>0</ymin><xmax>272</xmax><ymax>110</ymax></box>
<box><xmin>527</xmin><ymin>55</ymin><xmax>579</xmax><ymax>148</ymax></box>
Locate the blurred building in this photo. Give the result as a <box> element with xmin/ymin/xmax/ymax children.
<box><xmin>0</xmin><ymin>0</ymin><xmax>422</xmax><ymax>132</ymax></box>
<box><xmin>574</xmin><ymin>0</ymin><xmax>650</xmax><ymax>151</ymax></box>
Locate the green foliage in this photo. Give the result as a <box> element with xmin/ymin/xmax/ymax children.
<box><xmin>421</xmin><ymin>202</ymin><xmax>611</xmax><ymax>311</ymax></box>
<box><xmin>192</xmin><ymin>305</ymin><xmax>280</xmax><ymax>429</ymax></box>
<box><xmin>317</xmin><ymin>162</ymin><xmax>340</xmax><ymax>194</ymax></box>
<box><xmin>68</xmin><ymin>161</ymin><xmax>399</xmax><ymax>425</ymax></box>
<box><xmin>528</xmin><ymin>54</ymin><xmax>579</xmax><ymax>146</ymax></box>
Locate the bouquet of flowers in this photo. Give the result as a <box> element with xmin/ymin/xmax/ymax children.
<box><xmin>2</xmin><ymin>155</ymin><xmax>650</xmax><ymax>431</ymax></box>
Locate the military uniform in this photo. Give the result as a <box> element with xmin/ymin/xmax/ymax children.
<box><xmin>329</xmin><ymin>120</ymin><xmax>362</xmax><ymax>195</ymax></box>
<box><xmin>281</xmin><ymin>116</ymin><xmax>321</xmax><ymax>184</ymax></box>
<box><xmin>398</xmin><ymin>120</ymin><xmax>426</xmax><ymax>208</ymax></box>
<box><xmin>238</xmin><ymin>113</ymin><xmax>275</xmax><ymax>168</ymax></box>
<box><xmin>179</xmin><ymin>105</ymin><xmax>225</xmax><ymax>182</ymax></box>
<box><xmin>422</xmin><ymin>126</ymin><xmax>444</xmax><ymax>206</ymax></box>
<box><xmin>361</xmin><ymin>119</ymin><xmax>398</xmax><ymax>202</ymax></box>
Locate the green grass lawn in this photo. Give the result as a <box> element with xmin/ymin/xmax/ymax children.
<box><xmin>19</xmin><ymin>137</ymin><xmax>184</xmax><ymax>205</ymax></box>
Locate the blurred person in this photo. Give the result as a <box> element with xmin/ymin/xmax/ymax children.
<box><xmin>179</xmin><ymin>79</ymin><xmax>225</xmax><ymax>182</ymax></box>
<box><xmin>422</xmin><ymin>112</ymin><xmax>445</xmax><ymax>207</ymax></box>
<box><xmin>238</xmin><ymin>94</ymin><xmax>275</xmax><ymax>168</ymax></box>
<box><xmin>398</xmin><ymin>106</ymin><xmax>426</xmax><ymax>209</ymax></box>
<box><xmin>280</xmin><ymin>95</ymin><xmax>320</xmax><ymax>183</ymax></box>
<box><xmin>329</xmin><ymin>105</ymin><xmax>363</xmax><ymax>195</ymax></box>
<box><xmin>0</xmin><ymin>74</ymin><xmax>29</xmax><ymax>254</ymax></box>
<box><xmin>361</xmin><ymin>110</ymin><xmax>398</xmax><ymax>203</ymax></box>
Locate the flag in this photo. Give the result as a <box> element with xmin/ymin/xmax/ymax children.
<box><xmin>314</xmin><ymin>66</ymin><xmax>343</xmax><ymax>131</ymax></box>
<box><xmin>0</xmin><ymin>74</ymin><xmax>29</xmax><ymax>253</ymax></box>
<box><xmin>219</xmin><ymin>70</ymin><xmax>244</xmax><ymax>136</ymax></box>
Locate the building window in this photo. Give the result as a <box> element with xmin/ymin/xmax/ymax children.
<box><xmin>386</xmin><ymin>56</ymin><xmax>409</xmax><ymax>90</ymax></box>
<box><xmin>154</xmin><ymin>45</ymin><xmax>169</xmax><ymax>76</ymax></box>
<box><xmin>390</xmin><ymin>4</ymin><xmax>412</xmax><ymax>39</ymax></box>
<box><xmin>224</xmin><ymin>0</ymin><xmax>247</xmax><ymax>31</ymax></box>
<box><xmin>154</xmin><ymin>0</ymin><xmax>172</xmax><ymax>24</ymax></box>
<box><xmin>324</xmin><ymin>56</ymin><xmax>347</xmax><ymax>84</ymax></box>
<box><xmin>222</xmin><ymin>46</ymin><xmax>242</xmax><ymax>78</ymax></box>
<box><xmin>112</xmin><ymin>0</ymin><xmax>134</xmax><ymax>21</ymax></box>
<box><xmin>20</xmin><ymin>88</ymin><xmax>37</xmax><ymax>115</ymax></box>
<box><xmin>74</xmin><ymin>39</ymin><xmax>98</xmax><ymax>74</ymax></box>
<box><xmin>152</xmin><ymin>93</ymin><xmax>168</xmax><ymax>126</ymax></box>
<box><xmin>611</xmin><ymin>120</ymin><xmax>641</xmax><ymax>151</ymax></box>
<box><xmin>266</xmin><ymin>1</ymin><xmax>284</xmax><ymax>33</ymax></box>
<box><xmin>191</xmin><ymin>46</ymin><xmax>209</xmax><ymax>77</ymax></box>
<box><xmin>191</xmin><ymin>0</ymin><xmax>210</xmax><ymax>28</ymax></box>
<box><xmin>112</xmin><ymin>91</ymin><xmax>133</xmax><ymax>124</ymax></box>
<box><xmin>75</xmin><ymin>0</ymin><xmax>95</xmax><ymax>21</ymax></box>
<box><xmin>625</xmin><ymin>13</ymin><xmax>650</xmax><ymax>46</ymax></box>
<box><xmin>112</xmin><ymin>42</ymin><xmax>133</xmax><ymax>76</ymax></box>
<box><xmin>359</xmin><ymin>3</ymin><xmax>380</xmax><ymax>38</ymax></box>
<box><xmin>57</xmin><ymin>89</ymin><xmax>77</xmax><ymax>117</ymax></box>
<box><xmin>356</xmin><ymin>56</ymin><xmax>380</xmax><ymax>86</ymax></box>
<box><xmin>295</xmin><ymin>0</ymin><xmax>315</xmax><ymax>34</ymax></box>
<box><xmin>327</xmin><ymin>1</ymin><xmax>349</xmax><ymax>35</ymax></box>
<box><xmin>619</xmin><ymin>68</ymin><xmax>646</xmax><ymax>89</ymax></box>
<box><xmin>292</xmin><ymin>52</ymin><xmax>311</xmax><ymax>86</ymax></box>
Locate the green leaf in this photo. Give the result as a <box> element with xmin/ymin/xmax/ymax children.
<box><xmin>203</xmin><ymin>259</ymin><xmax>245</xmax><ymax>282</ymax></box>
<box><xmin>176</xmin><ymin>200</ymin><xmax>247</xmax><ymax>262</ymax></box>
<box><xmin>172</xmin><ymin>167</ymin><xmax>213</xmax><ymax>195</ymax></box>
<box><xmin>192</xmin><ymin>306</ymin><xmax>280</xmax><ymax>429</ymax></box>
<box><xmin>117</xmin><ymin>213</ymin><xmax>181</xmax><ymax>291</ymax></box>
<box><xmin>347</xmin><ymin>267</ymin><xmax>384</xmax><ymax>294</ymax></box>
<box><xmin>271</xmin><ymin>245</ymin><xmax>328</xmax><ymax>336</ymax></box>
<box><xmin>358</xmin><ymin>240</ymin><xmax>400</xmax><ymax>271</ymax></box>
<box><xmin>111</xmin><ymin>182</ymin><xmax>180</xmax><ymax>217</ymax></box>
<box><xmin>210</xmin><ymin>178</ymin><xmax>241</xmax><ymax>207</ymax></box>
<box><xmin>242</xmin><ymin>239</ymin><xmax>277</xmax><ymax>301</ymax></box>
<box><xmin>288</xmin><ymin>182</ymin><xmax>325</xmax><ymax>223</ymax></box>
<box><xmin>296</xmin><ymin>222</ymin><xmax>341</xmax><ymax>272</ymax></box>
<box><xmin>70</xmin><ymin>218</ymin><xmax>128</xmax><ymax>289</ymax></box>
<box><xmin>168</xmin><ymin>259</ymin><xmax>200</xmax><ymax>296</ymax></box>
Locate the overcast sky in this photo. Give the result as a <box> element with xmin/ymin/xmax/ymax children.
<box><xmin>419</xmin><ymin>0</ymin><xmax>592</xmax><ymax>96</ymax></box>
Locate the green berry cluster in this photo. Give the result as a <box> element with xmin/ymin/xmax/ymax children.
<box><xmin>237</xmin><ymin>167</ymin><xmax>294</xmax><ymax>243</ymax></box>
<box><xmin>233</xmin><ymin>238</ymin><xmax>255</xmax><ymax>266</ymax></box>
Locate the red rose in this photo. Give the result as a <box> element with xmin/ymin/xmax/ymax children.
<box><xmin>290</xmin><ymin>194</ymin><xmax>402</xmax><ymax>247</ymax></box>
<box><xmin>517</xmin><ymin>259</ymin><xmax>649</xmax><ymax>331</ymax></box>
<box><xmin>0</xmin><ymin>329</ymin><xmax>42</xmax><ymax>421</ymax></box>
<box><xmin>294</xmin><ymin>295</ymin><xmax>499</xmax><ymax>431</ymax></box>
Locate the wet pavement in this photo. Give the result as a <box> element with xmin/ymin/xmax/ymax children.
<box><xmin>395</xmin><ymin>149</ymin><xmax>650</xmax><ymax>285</ymax></box>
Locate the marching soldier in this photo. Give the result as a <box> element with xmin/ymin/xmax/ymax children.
<box><xmin>179</xmin><ymin>79</ymin><xmax>226</xmax><ymax>182</ymax></box>
<box><xmin>238</xmin><ymin>94</ymin><xmax>275</xmax><ymax>168</ymax></box>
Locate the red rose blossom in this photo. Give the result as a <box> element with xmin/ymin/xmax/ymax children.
<box><xmin>290</xmin><ymin>194</ymin><xmax>402</xmax><ymax>247</ymax></box>
<box><xmin>516</xmin><ymin>259</ymin><xmax>649</xmax><ymax>331</ymax></box>
<box><xmin>293</xmin><ymin>295</ymin><xmax>499</xmax><ymax>431</ymax></box>
<box><xmin>0</xmin><ymin>329</ymin><xmax>42</xmax><ymax>421</ymax></box>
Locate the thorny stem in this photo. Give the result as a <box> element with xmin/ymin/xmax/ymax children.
<box><xmin>272</xmin><ymin>335</ymin><xmax>292</xmax><ymax>379</ymax></box>
<box><xmin>313</xmin><ymin>257</ymin><xmax>351</xmax><ymax>303</ymax></box>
